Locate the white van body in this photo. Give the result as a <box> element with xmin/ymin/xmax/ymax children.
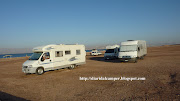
<box><xmin>22</xmin><ymin>44</ymin><xmax>86</xmax><ymax>75</ymax></box>
<box><xmin>90</xmin><ymin>49</ymin><xmax>102</xmax><ymax>56</ymax></box>
<box><xmin>118</xmin><ymin>40</ymin><xmax>147</xmax><ymax>62</ymax></box>
<box><xmin>104</xmin><ymin>45</ymin><xmax>120</xmax><ymax>60</ymax></box>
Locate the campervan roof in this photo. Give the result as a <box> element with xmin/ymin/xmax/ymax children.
<box><xmin>32</xmin><ymin>44</ymin><xmax>56</xmax><ymax>52</ymax></box>
<box><xmin>32</xmin><ymin>44</ymin><xmax>84</xmax><ymax>52</ymax></box>
<box><xmin>121</xmin><ymin>40</ymin><xmax>139</xmax><ymax>45</ymax></box>
<box><xmin>106</xmin><ymin>45</ymin><xmax>120</xmax><ymax>49</ymax></box>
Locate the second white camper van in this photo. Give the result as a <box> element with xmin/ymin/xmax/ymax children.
<box><xmin>118</xmin><ymin>40</ymin><xmax>147</xmax><ymax>63</ymax></box>
<box><xmin>22</xmin><ymin>44</ymin><xmax>86</xmax><ymax>75</ymax></box>
<box><xmin>104</xmin><ymin>45</ymin><xmax>120</xmax><ymax>60</ymax></box>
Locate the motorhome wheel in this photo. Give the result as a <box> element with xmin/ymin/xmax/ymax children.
<box><xmin>36</xmin><ymin>67</ymin><xmax>44</xmax><ymax>75</ymax></box>
<box><xmin>140</xmin><ymin>56</ymin><xmax>144</xmax><ymax>60</ymax></box>
<box><xmin>69</xmin><ymin>64</ymin><xmax>76</xmax><ymax>69</ymax></box>
<box><xmin>134</xmin><ymin>58</ymin><xmax>137</xmax><ymax>63</ymax></box>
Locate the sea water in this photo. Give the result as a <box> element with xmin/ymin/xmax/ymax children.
<box><xmin>0</xmin><ymin>53</ymin><xmax>33</xmax><ymax>58</ymax></box>
<box><xmin>0</xmin><ymin>49</ymin><xmax>105</xmax><ymax>58</ymax></box>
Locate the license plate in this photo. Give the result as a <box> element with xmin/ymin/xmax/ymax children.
<box><xmin>125</xmin><ymin>60</ymin><xmax>128</xmax><ymax>61</ymax></box>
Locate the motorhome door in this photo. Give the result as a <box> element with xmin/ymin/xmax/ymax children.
<box><xmin>39</xmin><ymin>52</ymin><xmax>53</xmax><ymax>71</ymax></box>
<box><xmin>53</xmin><ymin>51</ymin><xmax>66</xmax><ymax>69</ymax></box>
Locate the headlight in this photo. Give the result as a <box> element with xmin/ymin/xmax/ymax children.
<box><xmin>28</xmin><ymin>65</ymin><xmax>33</xmax><ymax>68</ymax></box>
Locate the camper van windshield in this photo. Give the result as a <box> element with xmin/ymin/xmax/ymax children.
<box><xmin>29</xmin><ymin>52</ymin><xmax>43</xmax><ymax>60</ymax></box>
<box><xmin>120</xmin><ymin>45</ymin><xmax>137</xmax><ymax>52</ymax></box>
<box><xmin>105</xmin><ymin>49</ymin><xmax>114</xmax><ymax>53</ymax></box>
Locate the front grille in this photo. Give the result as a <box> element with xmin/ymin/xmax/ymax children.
<box><xmin>23</xmin><ymin>66</ymin><xmax>28</xmax><ymax>68</ymax></box>
<box><xmin>122</xmin><ymin>56</ymin><xmax>131</xmax><ymax>58</ymax></box>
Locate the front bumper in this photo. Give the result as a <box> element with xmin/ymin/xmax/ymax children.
<box><xmin>22</xmin><ymin>66</ymin><xmax>36</xmax><ymax>74</ymax></box>
<box><xmin>104</xmin><ymin>56</ymin><xmax>116</xmax><ymax>60</ymax></box>
<box><xmin>119</xmin><ymin>57</ymin><xmax>136</xmax><ymax>62</ymax></box>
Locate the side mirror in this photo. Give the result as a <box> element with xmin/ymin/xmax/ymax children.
<box><xmin>41</xmin><ymin>57</ymin><xmax>44</xmax><ymax>62</ymax></box>
<box><xmin>138</xmin><ymin>47</ymin><xmax>140</xmax><ymax>51</ymax></box>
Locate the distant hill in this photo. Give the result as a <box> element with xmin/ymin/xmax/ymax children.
<box><xmin>0</xmin><ymin>48</ymin><xmax>32</xmax><ymax>55</ymax></box>
<box><xmin>1</xmin><ymin>43</ymin><xmax>179</xmax><ymax>54</ymax></box>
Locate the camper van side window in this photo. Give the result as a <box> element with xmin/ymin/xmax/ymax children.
<box><xmin>76</xmin><ymin>50</ymin><xmax>81</xmax><ymax>55</ymax></box>
<box><xmin>65</xmin><ymin>50</ymin><xmax>71</xmax><ymax>55</ymax></box>
<box><xmin>56</xmin><ymin>51</ymin><xmax>63</xmax><ymax>57</ymax></box>
<box><xmin>45</xmin><ymin>52</ymin><xmax>50</xmax><ymax>59</ymax></box>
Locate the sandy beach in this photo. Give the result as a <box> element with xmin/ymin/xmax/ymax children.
<box><xmin>0</xmin><ymin>45</ymin><xmax>180</xmax><ymax>101</ymax></box>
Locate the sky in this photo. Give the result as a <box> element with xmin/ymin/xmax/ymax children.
<box><xmin>0</xmin><ymin>0</ymin><xmax>180</xmax><ymax>48</ymax></box>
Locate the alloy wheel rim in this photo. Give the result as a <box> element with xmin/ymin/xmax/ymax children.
<box><xmin>38</xmin><ymin>69</ymin><xmax>43</xmax><ymax>74</ymax></box>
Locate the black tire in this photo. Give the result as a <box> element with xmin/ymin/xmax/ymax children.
<box><xmin>68</xmin><ymin>64</ymin><xmax>76</xmax><ymax>69</ymax></box>
<box><xmin>36</xmin><ymin>67</ymin><xmax>44</xmax><ymax>75</ymax></box>
<box><xmin>134</xmin><ymin>58</ymin><xmax>137</xmax><ymax>63</ymax></box>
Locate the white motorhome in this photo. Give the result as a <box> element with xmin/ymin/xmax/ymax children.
<box><xmin>104</xmin><ymin>45</ymin><xmax>120</xmax><ymax>60</ymax></box>
<box><xmin>90</xmin><ymin>49</ymin><xmax>102</xmax><ymax>56</ymax></box>
<box><xmin>118</xmin><ymin>40</ymin><xmax>147</xmax><ymax>62</ymax></box>
<box><xmin>22</xmin><ymin>44</ymin><xmax>86</xmax><ymax>75</ymax></box>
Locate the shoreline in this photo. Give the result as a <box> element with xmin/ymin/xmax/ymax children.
<box><xmin>0</xmin><ymin>51</ymin><xmax>106</xmax><ymax>59</ymax></box>
<box><xmin>0</xmin><ymin>44</ymin><xmax>179</xmax><ymax>59</ymax></box>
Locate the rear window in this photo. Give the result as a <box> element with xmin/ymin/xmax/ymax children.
<box><xmin>76</xmin><ymin>50</ymin><xmax>81</xmax><ymax>55</ymax></box>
